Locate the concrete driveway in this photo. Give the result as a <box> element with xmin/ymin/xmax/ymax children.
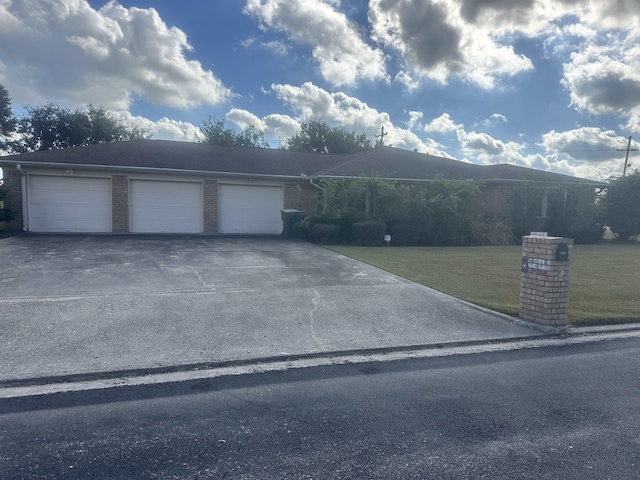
<box><xmin>0</xmin><ymin>235</ymin><xmax>539</xmax><ymax>382</ymax></box>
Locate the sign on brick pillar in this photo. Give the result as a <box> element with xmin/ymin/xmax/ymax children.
<box><xmin>519</xmin><ymin>236</ymin><xmax>573</xmax><ymax>327</ymax></box>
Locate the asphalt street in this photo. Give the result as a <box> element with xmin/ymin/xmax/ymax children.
<box><xmin>1</xmin><ymin>336</ymin><xmax>639</xmax><ymax>479</ymax></box>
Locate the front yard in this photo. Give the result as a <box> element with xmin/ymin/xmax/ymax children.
<box><xmin>326</xmin><ymin>243</ymin><xmax>640</xmax><ymax>325</ymax></box>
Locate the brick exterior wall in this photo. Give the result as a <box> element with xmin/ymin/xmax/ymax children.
<box><xmin>476</xmin><ymin>184</ymin><xmax>513</xmax><ymax>217</ymax></box>
<box><xmin>111</xmin><ymin>175</ymin><xmax>129</xmax><ymax>233</ymax></box>
<box><xmin>1</xmin><ymin>167</ymin><xmax>24</xmax><ymax>230</ymax></box>
<box><xmin>519</xmin><ymin>236</ymin><xmax>573</xmax><ymax>327</ymax></box>
<box><xmin>203</xmin><ymin>179</ymin><xmax>218</xmax><ymax>233</ymax></box>
<box><xmin>284</xmin><ymin>183</ymin><xmax>319</xmax><ymax>215</ymax></box>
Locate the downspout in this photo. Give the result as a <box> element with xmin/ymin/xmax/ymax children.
<box><xmin>16</xmin><ymin>164</ymin><xmax>27</xmax><ymax>231</ymax></box>
<box><xmin>309</xmin><ymin>176</ymin><xmax>326</xmax><ymax>194</ymax></box>
<box><xmin>301</xmin><ymin>174</ymin><xmax>326</xmax><ymax>214</ymax></box>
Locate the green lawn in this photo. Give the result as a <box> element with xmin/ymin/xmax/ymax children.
<box><xmin>326</xmin><ymin>243</ymin><xmax>640</xmax><ymax>325</ymax></box>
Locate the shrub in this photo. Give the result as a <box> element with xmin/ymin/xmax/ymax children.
<box><xmin>388</xmin><ymin>221</ymin><xmax>423</xmax><ymax>246</ymax></box>
<box><xmin>352</xmin><ymin>220</ymin><xmax>386</xmax><ymax>246</ymax></box>
<box><xmin>469</xmin><ymin>215</ymin><xmax>517</xmax><ymax>246</ymax></box>
<box><xmin>311</xmin><ymin>223</ymin><xmax>341</xmax><ymax>244</ymax></box>
<box><xmin>294</xmin><ymin>215</ymin><xmax>328</xmax><ymax>241</ymax></box>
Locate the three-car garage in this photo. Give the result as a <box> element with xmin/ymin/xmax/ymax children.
<box><xmin>24</xmin><ymin>174</ymin><xmax>284</xmax><ymax>234</ymax></box>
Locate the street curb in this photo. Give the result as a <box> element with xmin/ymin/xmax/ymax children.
<box><xmin>0</xmin><ymin>333</ymin><xmax>558</xmax><ymax>389</ymax></box>
<box><xmin>2</xmin><ymin>322</ymin><xmax>638</xmax><ymax>391</ymax></box>
<box><xmin>566</xmin><ymin>322</ymin><xmax>640</xmax><ymax>335</ymax></box>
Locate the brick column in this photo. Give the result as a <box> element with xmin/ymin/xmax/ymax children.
<box><xmin>520</xmin><ymin>236</ymin><xmax>573</xmax><ymax>327</ymax></box>
<box><xmin>111</xmin><ymin>175</ymin><xmax>129</xmax><ymax>233</ymax></box>
<box><xmin>203</xmin><ymin>179</ymin><xmax>218</xmax><ymax>233</ymax></box>
<box><xmin>1</xmin><ymin>167</ymin><xmax>24</xmax><ymax>230</ymax></box>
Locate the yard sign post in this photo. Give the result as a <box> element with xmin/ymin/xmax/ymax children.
<box><xmin>519</xmin><ymin>235</ymin><xmax>573</xmax><ymax>327</ymax></box>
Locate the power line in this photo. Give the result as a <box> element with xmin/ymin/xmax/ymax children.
<box><xmin>617</xmin><ymin>136</ymin><xmax>638</xmax><ymax>177</ymax></box>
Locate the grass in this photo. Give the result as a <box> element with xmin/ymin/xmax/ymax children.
<box><xmin>326</xmin><ymin>243</ymin><xmax>640</xmax><ymax>326</ymax></box>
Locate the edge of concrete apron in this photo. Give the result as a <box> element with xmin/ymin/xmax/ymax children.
<box><xmin>2</xmin><ymin>317</ymin><xmax>640</xmax><ymax>400</ymax></box>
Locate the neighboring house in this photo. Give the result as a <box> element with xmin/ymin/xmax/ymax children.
<box><xmin>0</xmin><ymin>139</ymin><xmax>604</xmax><ymax>234</ymax></box>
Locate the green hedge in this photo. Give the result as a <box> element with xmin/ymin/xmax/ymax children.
<box><xmin>352</xmin><ymin>220</ymin><xmax>386</xmax><ymax>246</ymax></box>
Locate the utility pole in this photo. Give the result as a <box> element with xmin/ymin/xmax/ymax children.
<box><xmin>617</xmin><ymin>136</ymin><xmax>638</xmax><ymax>177</ymax></box>
<box><xmin>375</xmin><ymin>126</ymin><xmax>387</xmax><ymax>148</ymax></box>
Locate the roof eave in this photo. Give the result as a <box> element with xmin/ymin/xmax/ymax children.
<box><xmin>0</xmin><ymin>160</ymin><xmax>307</xmax><ymax>181</ymax></box>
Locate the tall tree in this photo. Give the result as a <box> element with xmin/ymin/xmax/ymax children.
<box><xmin>7</xmin><ymin>103</ymin><xmax>149</xmax><ymax>154</ymax></box>
<box><xmin>200</xmin><ymin>116</ymin><xmax>268</xmax><ymax>148</ymax></box>
<box><xmin>0</xmin><ymin>83</ymin><xmax>17</xmax><ymax>138</ymax></box>
<box><xmin>602</xmin><ymin>170</ymin><xmax>640</xmax><ymax>241</ymax></box>
<box><xmin>284</xmin><ymin>120</ymin><xmax>372</xmax><ymax>154</ymax></box>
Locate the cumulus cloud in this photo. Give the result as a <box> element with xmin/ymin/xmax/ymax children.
<box><xmin>225</xmin><ymin>108</ymin><xmax>300</xmax><ymax>144</ymax></box>
<box><xmin>243</xmin><ymin>0</ymin><xmax>387</xmax><ymax>86</ymax></box>
<box><xmin>457</xmin><ymin>129</ymin><xmax>521</xmax><ymax>158</ymax></box>
<box><xmin>451</xmin><ymin>125</ymin><xmax>627</xmax><ymax>180</ymax></box>
<box><xmin>0</xmin><ymin>0</ymin><xmax>230</xmax><ymax>109</ymax></box>
<box><xmin>424</xmin><ymin>113</ymin><xmax>463</xmax><ymax>132</ymax></box>
<box><xmin>226</xmin><ymin>108</ymin><xmax>265</xmax><ymax>131</ymax></box>
<box><xmin>406</xmin><ymin>111</ymin><xmax>423</xmax><ymax>130</ymax></box>
<box><xmin>562</xmin><ymin>41</ymin><xmax>640</xmax><ymax>133</ymax></box>
<box><xmin>541</xmin><ymin>127</ymin><xmax>634</xmax><ymax>163</ymax></box>
<box><xmin>271</xmin><ymin>81</ymin><xmax>452</xmax><ymax>156</ymax></box>
<box><xmin>368</xmin><ymin>0</ymin><xmax>534</xmax><ymax>89</ymax></box>
<box><xmin>115</xmin><ymin>111</ymin><xmax>202</xmax><ymax>142</ymax></box>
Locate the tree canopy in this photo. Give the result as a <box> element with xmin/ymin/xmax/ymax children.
<box><xmin>0</xmin><ymin>83</ymin><xmax>17</xmax><ymax>139</ymax></box>
<box><xmin>5</xmin><ymin>103</ymin><xmax>149</xmax><ymax>154</ymax></box>
<box><xmin>284</xmin><ymin>121</ymin><xmax>373</xmax><ymax>154</ymax></box>
<box><xmin>602</xmin><ymin>170</ymin><xmax>640</xmax><ymax>241</ymax></box>
<box><xmin>199</xmin><ymin>116</ymin><xmax>268</xmax><ymax>148</ymax></box>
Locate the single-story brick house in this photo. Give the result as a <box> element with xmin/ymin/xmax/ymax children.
<box><xmin>0</xmin><ymin>139</ymin><xmax>605</xmax><ymax>234</ymax></box>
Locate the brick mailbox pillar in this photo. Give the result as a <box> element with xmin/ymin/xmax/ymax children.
<box><xmin>520</xmin><ymin>236</ymin><xmax>573</xmax><ymax>327</ymax></box>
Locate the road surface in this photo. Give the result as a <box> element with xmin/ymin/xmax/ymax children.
<box><xmin>1</xmin><ymin>337</ymin><xmax>639</xmax><ymax>479</ymax></box>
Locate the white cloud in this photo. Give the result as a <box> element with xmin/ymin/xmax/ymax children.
<box><xmin>562</xmin><ymin>41</ymin><xmax>640</xmax><ymax>133</ymax></box>
<box><xmin>406</xmin><ymin>110</ymin><xmax>423</xmax><ymax>130</ymax></box>
<box><xmin>424</xmin><ymin>113</ymin><xmax>463</xmax><ymax>133</ymax></box>
<box><xmin>458</xmin><ymin>129</ymin><xmax>521</xmax><ymax>158</ymax></box>
<box><xmin>115</xmin><ymin>111</ymin><xmax>202</xmax><ymax>142</ymax></box>
<box><xmin>489</xmin><ymin>113</ymin><xmax>507</xmax><ymax>123</ymax></box>
<box><xmin>226</xmin><ymin>108</ymin><xmax>265</xmax><ymax>131</ymax></box>
<box><xmin>0</xmin><ymin>0</ymin><xmax>230</xmax><ymax>109</ymax></box>
<box><xmin>243</xmin><ymin>0</ymin><xmax>387</xmax><ymax>86</ymax></box>
<box><xmin>368</xmin><ymin>0</ymin><xmax>534</xmax><ymax>89</ymax></box>
<box><xmin>453</xmin><ymin>125</ymin><xmax>627</xmax><ymax>180</ymax></box>
<box><xmin>271</xmin><ymin>81</ymin><xmax>452</xmax><ymax>156</ymax></box>
<box><xmin>541</xmin><ymin>127</ymin><xmax>634</xmax><ymax>163</ymax></box>
<box><xmin>262</xmin><ymin>113</ymin><xmax>301</xmax><ymax>140</ymax></box>
<box><xmin>262</xmin><ymin>40</ymin><xmax>290</xmax><ymax>56</ymax></box>
<box><xmin>225</xmin><ymin>108</ymin><xmax>300</xmax><ymax>144</ymax></box>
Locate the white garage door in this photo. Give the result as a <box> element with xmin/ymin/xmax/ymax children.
<box><xmin>130</xmin><ymin>180</ymin><xmax>202</xmax><ymax>233</ymax></box>
<box><xmin>28</xmin><ymin>175</ymin><xmax>111</xmax><ymax>232</ymax></box>
<box><xmin>218</xmin><ymin>184</ymin><xmax>283</xmax><ymax>234</ymax></box>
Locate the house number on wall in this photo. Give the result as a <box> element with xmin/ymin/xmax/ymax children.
<box><xmin>522</xmin><ymin>258</ymin><xmax>550</xmax><ymax>274</ymax></box>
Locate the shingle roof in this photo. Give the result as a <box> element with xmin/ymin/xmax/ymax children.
<box><xmin>0</xmin><ymin>139</ymin><xmax>348</xmax><ymax>177</ymax></box>
<box><xmin>316</xmin><ymin>147</ymin><xmax>602</xmax><ymax>184</ymax></box>
<box><xmin>0</xmin><ymin>139</ymin><xmax>604</xmax><ymax>185</ymax></box>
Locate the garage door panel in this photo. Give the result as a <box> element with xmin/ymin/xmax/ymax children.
<box><xmin>130</xmin><ymin>180</ymin><xmax>202</xmax><ymax>233</ymax></box>
<box><xmin>218</xmin><ymin>184</ymin><xmax>283</xmax><ymax>234</ymax></box>
<box><xmin>28</xmin><ymin>176</ymin><xmax>111</xmax><ymax>232</ymax></box>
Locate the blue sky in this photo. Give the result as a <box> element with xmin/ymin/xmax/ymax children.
<box><xmin>1</xmin><ymin>0</ymin><xmax>639</xmax><ymax>180</ymax></box>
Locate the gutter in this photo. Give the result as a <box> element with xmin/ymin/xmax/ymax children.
<box><xmin>0</xmin><ymin>160</ymin><xmax>310</xmax><ymax>182</ymax></box>
<box><xmin>16</xmin><ymin>164</ymin><xmax>27</xmax><ymax>231</ymax></box>
<box><xmin>301</xmin><ymin>174</ymin><xmax>326</xmax><ymax>193</ymax></box>
<box><xmin>315</xmin><ymin>174</ymin><xmax>606</xmax><ymax>188</ymax></box>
